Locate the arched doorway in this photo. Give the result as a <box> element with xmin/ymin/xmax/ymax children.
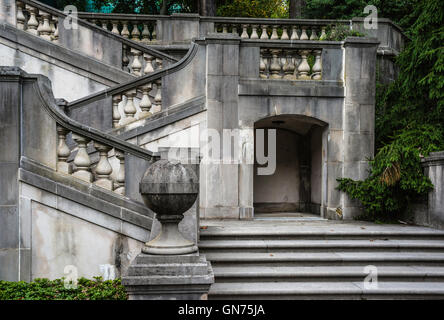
<box><xmin>254</xmin><ymin>115</ymin><xmax>327</xmax><ymax>218</ymax></box>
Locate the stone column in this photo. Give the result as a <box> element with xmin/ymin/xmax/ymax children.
<box><xmin>339</xmin><ymin>37</ymin><xmax>379</xmax><ymax>219</ymax></box>
<box><xmin>201</xmin><ymin>34</ymin><xmax>242</xmax><ymax>219</ymax></box>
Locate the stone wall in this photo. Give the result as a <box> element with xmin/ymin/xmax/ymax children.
<box><xmin>0</xmin><ymin>67</ymin><xmax>154</xmax><ymax>281</ymax></box>
<box><xmin>410</xmin><ymin>152</ymin><xmax>444</xmax><ymax>230</ymax></box>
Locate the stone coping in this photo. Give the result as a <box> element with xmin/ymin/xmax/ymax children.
<box><xmin>113</xmin><ymin>95</ymin><xmax>205</xmax><ymax>141</ymax></box>
<box><xmin>0</xmin><ymin>22</ymin><xmax>134</xmax><ymax>86</ymax></box>
<box><xmin>77</xmin><ymin>11</ymin><xmax>403</xmax><ymax>34</ymax></box>
<box><xmin>421</xmin><ymin>151</ymin><xmax>444</xmax><ymax>167</ymax></box>
<box><xmin>19</xmin><ymin>156</ymin><xmax>154</xmax><ymax>230</ymax></box>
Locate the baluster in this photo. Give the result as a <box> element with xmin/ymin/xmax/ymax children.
<box><xmin>141</xmin><ymin>23</ymin><xmax>151</xmax><ymax>43</ymax></box>
<box><xmin>143</xmin><ymin>54</ymin><xmax>155</xmax><ymax>74</ymax></box>
<box><xmin>290</xmin><ymin>26</ymin><xmax>299</xmax><ymax>40</ymax></box>
<box><xmin>111</xmin><ymin>20</ymin><xmax>119</xmax><ymax>34</ymax></box>
<box><xmin>151</xmin><ymin>24</ymin><xmax>157</xmax><ymax>41</ymax></box>
<box><xmin>132</xmin><ymin>22</ymin><xmax>142</xmax><ymax>41</ymax></box>
<box><xmin>122</xmin><ymin>45</ymin><xmax>130</xmax><ymax>72</ymax></box>
<box><xmin>94</xmin><ymin>142</ymin><xmax>113</xmax><ymax>190</ymax></box>
<box><xmin>56</xmin><ymin>125</ymin><xmax>71</xmax><ymax>174</ymax></box>
<box><xmin>241</xmin><ymin>24</ymin><xmax>249</xmax><ymax>39</ymax></box>
<box><xmin>49</xmin><ymin>16</ymin><xmax>55</xmax><ymax>42</ymax></box>
<box><xmin>214</xmin><ymin>24</ymin><xmax>219</xmax><ymax>33</ymax></box>
<box><xmin>121</xmin><ymin>21</ymin><xmax>130</xmax><ymax>38</ymax></box>
<box><xmin>311</xmin><ymin>50</ymin><xmax>322</xmax><ymax>80</ymax></box>
<box><xmin>283</xmin><ymin>50</ymin><xmax>296</xmax><ymax>80</ymax></box>
<box><xmin>300</xmin><ymin>26</ymin><xmax>308</xmax><ymax>40</ymax></box>
<box><xmin>269</xmin><ymin>49</ymin><xmax>282</xmax><ymax>79</ymax></box>
<box><xmin>155</xmin><ymin>58</ymin><xmax>163</xmax><ymax>70</ymax></box>
<box><xmin>281</xmin><ymin>26</ymin><xmax>289</xmax><ymax>40</ymax></box>
<box><xmin>153</xmin><ymin>80</ymin><xmax>162</xmax><ymax>113</ymax></box>
<box><xmin>298</xmin><ymin>50</ymin><xmax>311</xmax><ymax>80</ymax></box>
<box><xmin>53</xmin><ymin>18</ymin><xmax>59</xmax><ymax>43</ymax></box>
<box><xmin>25</xmin><ymin>5</ymin><xmax>39</xmax><ymax>36</ymax></box>
<box><xmin>112</xmin><ymin>95</ymin><xmax>122</xmax><ymax>128</ymax></box>
<box><xmin>38</xmin><ymin>11</ymin><xmax>52</xmax><ymax>41</ymax></box>
<box><xmin>270</xmin><ymin>25</ymin><xmax>279</xmax><ymax>40</ymax></box>
<box><xmin>114</xmin><ymin>150</ymin><xmax>125</xmax><ymax>195</ymax></box>
<box><xmin>102</xmin><ymin>20</ymin><xmax>109</xmax><ymax>31</ymax></box>
<box><xmin>259</xmin><ymin>49</ymin><xmax>268</xmax><ymax>79</ymax></box>
<box><xmin>232</xmin><ymin>25</ymin><xmax>238</xmax><ymax>35</ymax></box>
<box><xmin>222</xmin><ymin>24</ymin><xmax>228</xmax><ymax>33</ymax></box>
<box><xmin>310</xmin><ymin>28</ymin><xmax>318</xmax><ymax>40</ymax></box>
<box><xmin>138</xmin><ymin>84</ymin><xmax>152</xmax><ymax>119</ymax></box>
<box><xmin>320</xmin><ymin>27</ymin><xmax>326</xmax><ymax>40</ymax></box>
<box><xmin>72</xmin><ymin>134</ymin><xmax>92</xmax><ymax>182</ymax></box>
<box><xmin>16</xmin><ymin>1</ymin><xmax>26</xmax><ymax>30</ymax></box>
<box><xmin>260</xmin><ymin>25</ymin><xmax>269</xmax><ymax>40</ymax></box>
<box><xmin>36</xmin><ymin>11</ymin><xmax>43</xmax><ymax>36</ymax></box>
<box><xmin>250</xmin><ymin>25</ymin><xmax>259</xmax><ymax>39</ymax></box>
<box><xmin>122</xmin><ymin>89</ymin><xmax>137</xmax><ymax>124</ymax></box>
<box><xmin>130</xmin><ymin>48</ymin><xmax>142</xmax><ymax>76</ymax></box>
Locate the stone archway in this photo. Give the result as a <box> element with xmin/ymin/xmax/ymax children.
<box><xmin>253</xmin><ymin>114</ymin><xmax>327</xmax><ymax>217</ymax></box>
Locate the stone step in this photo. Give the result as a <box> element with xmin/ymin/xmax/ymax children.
<box><xmin>211</xmin><ymin>265</ymin><xmax>444</xmax><ymax>282</ymax></box>
<box><xmin>204</xmin><ymin>252</ymin><xmax>444</xmax><ymax>267</ymax></box>
<box><xmin>208</xmin><ymin>281</ymin><xmax>444</xmax><ymax>299</ymax></box>
<box><xmin>200</xmin><ymin>229</ymin><xmax>444</xmax><ymax>241</ymax></box>
<box><xmin>199</xmin><ymin>239</ymin><xmax>444</xmax><ymax>253</ymax></box>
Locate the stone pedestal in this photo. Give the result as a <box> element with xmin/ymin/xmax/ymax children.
<box><xmin>122</xmin><ymin>159</ymin><xmax>214</xmax><ymax>299</ymax></box>
<box><xmin>122</xmin><ymin>253</ymin><xmax>214</xmax><ymax>300</ymax></box>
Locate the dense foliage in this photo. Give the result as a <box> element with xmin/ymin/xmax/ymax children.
<box><xmin>337</xmin><ymin>0</ymin><xmax>444</xmax><ymax>221</ymax></box>
<box><xmin>0</xmin><ymin>277</ymin><xmax>127</xmax><ymax>300</ymax></box>
<box><xmin>216</xmin><ymin>0</ymin><xmax>288</xmax><ymax>18</ymax></box>
<box><xmin>303</xmin><ymin>0</ymin><xmax>419</xmax><ymax>30</ymax></box>
<box><xmin>320</xmin><ymin>23</ymin><xmax>366</xmax><ymax>40</ymax></box>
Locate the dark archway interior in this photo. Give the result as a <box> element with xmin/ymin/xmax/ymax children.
<box><xmin>253</xmin><ymin>115</ymin><xmax>326</xmax><ymax>216</ymax></box>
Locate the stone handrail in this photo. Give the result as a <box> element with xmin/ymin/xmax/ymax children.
<box><xmin>78</xmin><ymin>12</ymin><xmax>165</xmax><ymax>43</ymax></box>
<box><xmin>67</xmin><ymin>42</ymin><xmax>199</xmax><ymax>129</ymax></box>
<box><xmin>13</xmin><ymin>67</ymin><xmax>159</xmax><ymax>197</ymax></box>
<box><xmin>13</xmin><ymin>0</ymin><xmax>178</xmax><ymax>76</ymax></box>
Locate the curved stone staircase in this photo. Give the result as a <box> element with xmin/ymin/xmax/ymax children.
<box><xmin>200</xmin><ymin>219</ymin><xmax>444</xmax><ymax>299</ymax></box>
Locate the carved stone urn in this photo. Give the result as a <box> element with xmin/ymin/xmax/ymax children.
<box><xmin>139</xmin><ymin>159</ymin><xmax>198</xmax><ymax>255</ymax></box>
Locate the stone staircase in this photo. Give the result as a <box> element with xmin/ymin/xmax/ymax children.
<box><xmin>199</xmin><ymin>219</ymin><xmax>444</xmax><ymax>299</ymax></box>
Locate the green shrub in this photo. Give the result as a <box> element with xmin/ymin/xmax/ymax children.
<box><xmin>0</xmin><ymin>277</ymin><xmax>127</xmax><ymax>300</ymax></box>
<box><xmin>320</xmin><ymin>24</ymin><xmax>366</xmax><ymax>41</ymax></box>
<box><xmin>336</xmin><ymin>0</ymin><xmax>444</xmax><ymax>221</ymax></box>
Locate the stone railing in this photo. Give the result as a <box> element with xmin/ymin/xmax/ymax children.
<box><xmin>56</xmin><ymin>125</ymin><xmax>127</xmax><ymax>194</ymax></box>
<box><xmin>13</xmin><ymin>0</ymin><xmax>177</xmax><ymax>76</ymax></box>
<box><xmin>212</xmin><ymin>21</ymin><xmax>327</xmax><ymax>41</ymax></box>
<box><xmin>111</xmin><ymin>76</ymin><xmax>162</xmax><ymax>128</ymax></box>
<box><xmin>78</xmin><ymin>12</ymin><xmax>161</xmax><ymax>43</ymax></box>
<box><xmin>16</xmin><ymin>0</ymin><xmax>59</xmax><ymax>42</ymax></box>
<box><xmin>67</xmin><ymin>42</ymin><xmax>199</xmax><ymax>130</ymax></box>
<box><xmin>259</xmin><ymin>47</ymin><xmax>322</xmax><ymax>80</ymax></box>
<box><xmin>26</xmin><ymin>68</ymin><xmax>159</xmax><ymax>198</ymax></box>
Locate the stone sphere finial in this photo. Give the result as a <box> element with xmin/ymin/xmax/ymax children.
<box><xmin>140</xmin><ymin>159</ymin><xmax>198</xmax><ymax>255</ymax></box>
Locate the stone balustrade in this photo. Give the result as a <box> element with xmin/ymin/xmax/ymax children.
<box><xmin>16</xmin><ymin>1</ymin><xmax>59</xmax><ymax>43</ymax></box>
<box><xmin>56</xmin><ymin>125</ymin><xmax>126</xmax><ymax>194</ymax></box>
<box><xmin>112</xmin><ymin>77</ymin><xmax>162</xmax><ymax>128</ymax></box>
<box><xmin>14</xmin><ymin>0</ymin><xmax>170</xmax><ymax>77</ymax></box>
<box><xmin>86</xmin><ymin>18</ymin><xmax>158</xmax><ymax>43</ymax></box>
<box><xmin>214</xmin><ymin>22</ymin><xmax>327</xmax><ymax>41</ymax></box>
<box><xmin>259</xmin><ymin>48</ymin><xmax>322</xmax><ymax>80</ymax></box>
